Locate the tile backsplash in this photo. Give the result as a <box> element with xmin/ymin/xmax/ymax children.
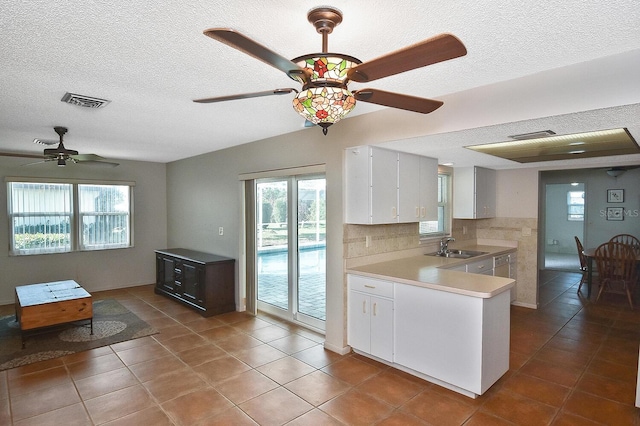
<box><xmin>344</xmin><ymin>217</ymin><xmax>538</xmax><ymax>307</ymax></box>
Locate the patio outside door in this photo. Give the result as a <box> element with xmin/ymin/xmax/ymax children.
<box><xmin>255</xmin><ymin>175</ymin><xmax>326</xmax><ymax>330</ymax></box>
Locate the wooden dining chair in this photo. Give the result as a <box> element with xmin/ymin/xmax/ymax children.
<box><xmin>610</xmin><ymin>234</ymin><xmax>640</xmax><ymax>286</ymax></box>
<box><xmin>594</xmin><ymin>241</ymin><xmax>638</xmax><ymax>309</ymax></box>
<box><xmin>575</xmin><ymin>236</ymin><xmax>588</xmax><ymax>294</ymax></box>
<box><xmin>610</xmin><ymin>234</ymin><xmax>640</xmax><ymax>246</ymax></box>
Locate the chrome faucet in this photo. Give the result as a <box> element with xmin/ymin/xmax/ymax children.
<box><xmin>439</xmin><ymin>237</ymin><xmax>455</xmax><ymax>254</ymax></box>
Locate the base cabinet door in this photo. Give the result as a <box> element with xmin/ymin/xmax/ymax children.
<box><xmin>369</xmin><ymin>296</ymin><xmax>394</xmax><ymax>361</ymax></box>
<box><xmin>181</xmin><ymin>262</ymin><xmax>205</xmax><ymax>307</ymax></box>
<box><xmin>348</xmin><ymin>291</ymin><xmax>372</xmax><ymax>353</ymax></box>
<box><xmin>347</xmin><ymin>275</ymin><xmax>394</xmax><ymax>362</ymax></box>
<box><xmin>156</xmin><ymin>255</ymin><xmax>177</xmax><ymax>292</ymax></box>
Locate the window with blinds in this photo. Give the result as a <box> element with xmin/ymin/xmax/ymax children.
<box><xmin>7</xmin><ymin>180</ymin><xmax>133</xmax><ymax>255</ymax></box>
<box><xmin>8</xmin><ymin>182</ymin><xmax>73</xmax><ymax>255</ymax></box>
<box><xmin>419</xmin><ymin>173</ymin><xmax>451</xmax><ymax>238</ymax></box>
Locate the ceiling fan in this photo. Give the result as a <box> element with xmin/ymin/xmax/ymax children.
<box><xmin>604</xmin><ymin>165</ymin><xmax>640</xmax><ymax>177</ymax></box>
<box><xmin>26</xmin><ymin>126</ymin><xmax>119</xmax><ymax>167</ymax></box>
<box><xmin>194</xmin><ymin>6</ymin><xmax>467</xmax><ymax>135</ymax></box>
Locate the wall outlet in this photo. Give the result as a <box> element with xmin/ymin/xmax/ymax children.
<box><xmin>462</xmin><ymin>226</ymin><xmax>468</xmax><ymax>235</ymax></box>
<box><xmin>218</xmin><ymin>227</ymin><xmax>224</xmax><ymax>236</ymax></box>
<box><xmin>522</xmin><ymin>227</ymin><xmax>532</xmax><ymax>237</ymax></box>
<box><xmin>365</xmin><ymin>235</ymin><xmax>371</xmax><ymax>247</ymax></box>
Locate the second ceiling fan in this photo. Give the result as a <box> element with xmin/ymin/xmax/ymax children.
<box><xmin>194</xmin><ymin>6</ymin><xmax>467</xmax><ymax>134</ymax></box>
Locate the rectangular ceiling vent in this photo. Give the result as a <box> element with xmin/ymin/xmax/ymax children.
<box><xmin>61</xmin><ymin>92</ymin><xmax>111</xmax><ymax>109</ymax></box>
<box><xmin>508</xmin><ymin>130</ymin><xmax>556</xmax><ymax>140</ymax></box>
<box><xmin>509</xmin><ymin>130</ymin><xmax>556</xmax><ymax>141</ymax></box>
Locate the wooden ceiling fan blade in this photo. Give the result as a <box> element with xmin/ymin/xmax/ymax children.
<box><xmin>21</xmin><ymin>158</ymin><xmax>55</xmax><ymax>166</ymax></box>
<box><xmin>194</xmin><ymin>88</ymin><xmax>297</xmax><ymax>103</ymax></box>
<box><xmin>0</xmin><ymin>151</ymin><xmax>45</xmax><ymax>159</ymax></box>
<box><xmin>204</xmin><ymin>28</ymin><xmax>310</xmax><ymax>82</ymax></box>
<box><xmin>70</xmin><ymin>154</ymin><xmax>119</xmax><ymax>167</ymax></box>
<box><xmin>347</xmin><ymin>33</ymin><xmax>467</xmax><ymax>83</ymax></box>
<box><xmin>354</xmin><ymin>88</ymin><xmax>443</xmax><ymax>114</ymax></box>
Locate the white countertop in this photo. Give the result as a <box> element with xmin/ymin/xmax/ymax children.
<box><xmin>346</xmin><ymin>245</ymin><xmax>516</xmax><ymax>298</ymax></box>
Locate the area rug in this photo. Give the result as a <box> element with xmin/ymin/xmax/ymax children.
<box><xmin>0</xmin><ymin>299</ymin><xmax>157</xmax><ymax>371</ymax></box>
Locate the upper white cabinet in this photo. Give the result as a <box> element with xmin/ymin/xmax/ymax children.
<box><xmin>345</xmin><ymin>146</ymin><xmax>438</xmax><ymax>224</ymax></box>
<box><xmin>453</xmin><ymin>166</ymin><xmax>496</xmax><ymax>219</ymax></box>
<box><xmin>398</xmin><ymin>153</ymin><xmax>438</xmax><ymax>223</ymax></box>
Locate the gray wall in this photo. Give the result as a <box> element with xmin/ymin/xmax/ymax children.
<box><xmin>540</xmin><ymin>168</ymin><xmax>640</xmax><ymax>250</ymax></box>
<box><xmin>0</xmin><ymin>156</ymin><xmax>167</xmax><ymax>305</ymax></box>
<box><xmin>166</xmin><ymin>126</ymin><xmax>353</xmax><ymax>352</ymax></box>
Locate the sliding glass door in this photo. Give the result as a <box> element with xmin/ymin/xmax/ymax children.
<box><xmin>255</xmin><ymin>175</ymin><xmax>326</xmax><ymax>330</ymax></box>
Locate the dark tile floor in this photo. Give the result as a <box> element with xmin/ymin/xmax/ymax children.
<box><xmin>1</xmin><ymin>270</ymin><xmax>639</xmax><ymax>425</ymax></box>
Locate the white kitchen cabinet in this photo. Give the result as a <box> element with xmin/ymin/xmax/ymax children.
<box><xmin>345</xmin><ymin>146</ymin><xmax>438</xmax><ymax>224</ymax></box>
<box><xmin>398</xmin><ymin>152</ymin><xmax>420</xmax><ymax>223</ymax></box>
<box><xmin>347</xmin><ymin>275</ymin><xmax>394</xmax><ymax>362</ymax></box>
<box><xmin>371</xmin><ymin>147</ymin><xmax>400</xmax><ymax>224</ymax></box>
<box><xmin>398</xmin><ymin>153</ymin><xmax>438</xmax><ymax>222</ymax></box>
<box><xmin>345</xmin><ymin>146</ymin><xmax>397</xmax><ymax>224</ymax></box>
<box><xmin>419</xmin><ymin>156</ymin><xmax>439</xmax><ymax>221</ymax></box>
<box><xmin>394</xmin><ymin>282</ymin><xmax>510</xmax><ymax>396</ymax></box>
<box><xmin>465</xmin><ymin>257</ymin><xmax>493</xmax><ymax>275</ymax></box>
<box><xmin>453</xmin><ymin>166</ymin><xmax>496</xmax><ymax>219</ymax></box>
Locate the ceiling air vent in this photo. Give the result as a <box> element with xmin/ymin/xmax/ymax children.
<box><xmin>61</xmin><ymin>92</ymin><xmax>111</xmax><ymax>109</ymax></box>
<box><xmin>508</xmin><ymin>130</ymin><xmax>556</xmax><ymax>140</ymax></box>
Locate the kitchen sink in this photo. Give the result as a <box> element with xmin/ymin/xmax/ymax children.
<box><xmin>426</xmin><ymin>249</ymin><xmax>488</xmax><ymax>259</ymax></box>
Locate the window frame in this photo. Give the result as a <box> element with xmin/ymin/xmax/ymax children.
<box><xmin>6</xmin><ymin>177</ymin><xmax>135</xmax><ymax>256</ymax></box>
<box><xmin>567</xmin><ymin>190</ymin><xmax>585</xmax><ymax>222</ymax></box>
<box><xmin>419</xmin><ymin>171</ymin><xmax>452</xmax><ymax>241</ymax></box>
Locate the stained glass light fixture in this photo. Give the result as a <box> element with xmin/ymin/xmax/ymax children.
<box><xmin>291</xmin><ymin>54</ymin><xmax>360</xmax><ymax>135</ymax></box>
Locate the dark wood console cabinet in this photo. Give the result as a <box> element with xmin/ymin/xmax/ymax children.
<box><xmin>155</xmin><ymin>248</ymin><xmax>235</xmax><ymax>317</ymax></box>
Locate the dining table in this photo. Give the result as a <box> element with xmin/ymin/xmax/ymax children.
<box><xmin>582</xmin><ymin>245</ymin><xmax>640</xmax><ymax>298</ymax></box>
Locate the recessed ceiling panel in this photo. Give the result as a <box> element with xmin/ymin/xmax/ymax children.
<box><xmin>466</xmin><ymin>128</ymin><xmax>640</xmax><ymax>163</ymax></box>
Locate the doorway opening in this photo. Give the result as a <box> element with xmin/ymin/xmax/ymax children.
<box><xmin>543</xmin><ymin>182</ymin><xmax>584</xmax><ymax>271</ymax></box>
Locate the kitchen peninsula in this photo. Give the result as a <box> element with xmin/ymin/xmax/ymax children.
<box><xmin>346</xmin><ymin>245</ymin><xmax>515</xmax><ymax>398</ymax></box>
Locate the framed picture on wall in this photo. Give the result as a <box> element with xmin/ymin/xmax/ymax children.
<box><xmin>607</xmin><ymin>189</ymin><xmax>624</xmax><ymax>203</ymax></box>
<box><xmin>606</xmin><ymin>207</ymin><xmax>624</xmax><ymax>221</ymax></box>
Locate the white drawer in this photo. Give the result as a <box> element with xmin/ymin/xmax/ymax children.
<box><xmin>348</xmin><ymin>274</ymin><xmax>394</xmax><ymax>298</ymax></box>
<box><xmin>466</xmin><ymin>258</ymin><xmax>493</xmax><ymax>274</ymax></box>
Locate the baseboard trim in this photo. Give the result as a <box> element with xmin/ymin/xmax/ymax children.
<box><xmin>324</xmin><ymin>342</ymin><xmax>352</xmax><ymax>355</ymax></box>
<box><xmin>511</xmin><ymin>301</ymin><xmax>537</xmax><ymax>309</ymax></box>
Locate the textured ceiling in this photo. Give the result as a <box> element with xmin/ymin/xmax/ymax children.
<box><xmin>1</xmin><ymin>1</ymin><xmax>640</xmax><ymax>168</ymax></box>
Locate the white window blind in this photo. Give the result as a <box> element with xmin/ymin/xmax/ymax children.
<box><xmin>8</xmin><ymin>182</ymin><xmax>73</xmax><ymax>255</ymax></box>
<box><xmin>79</xmin><ymin>184</ymin><xmax>131</xmax><ymax>250</ymax></box>
<box><xmin>7</xmin><ymin>179</ymin><xmax>133</xmax><ymax>256</ymax></box>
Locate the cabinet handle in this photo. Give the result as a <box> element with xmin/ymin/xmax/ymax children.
<box><xmin>373</xmin><ymin>302</ymin><xmax>377</xmax><ymax>316</ymax></box>
<box><xmin>415</xmin><ymin>206</ymin><xmax>420</xmax><ymax>218</ymax></box>
<box><xmin>420</xmin><ymin>206</ymin><xmax>426</xmax><ymax>217</ymax></box>
<box><xmin>364</xmin><ymin>285</ymin><xmax>376</xmax><ymax>289</ymax></box>
<box><xmin>362</xmin><ymin>300</ymin><xmax>367</xmax><ymax>314</ymax></box>
<box><xmin>391</xmin><ymin>207</ymin><xmax>397</xmax><ymax>219</ymax></box>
